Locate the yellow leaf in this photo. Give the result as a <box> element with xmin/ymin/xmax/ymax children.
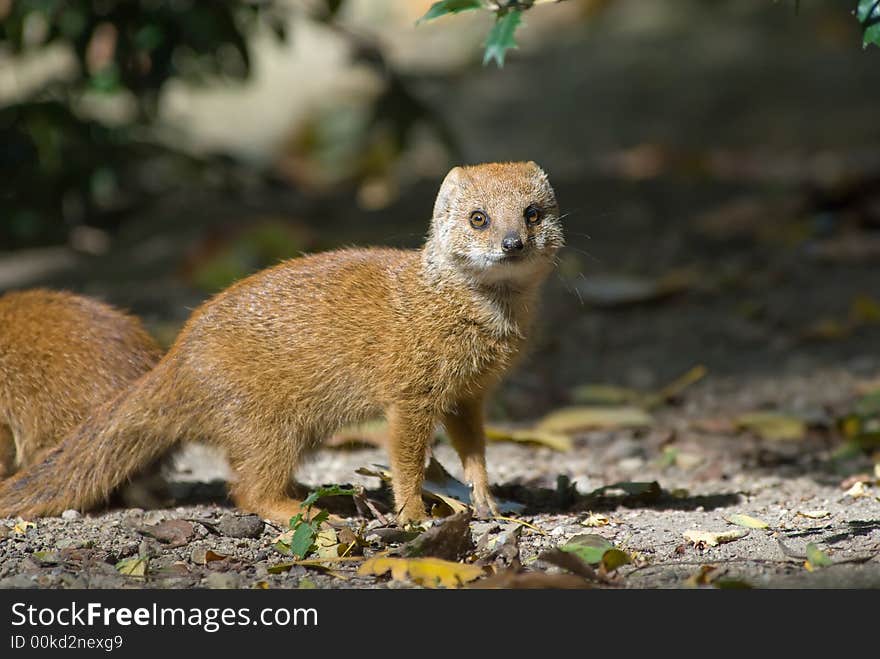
<box><xmin>797</xmin><ymin>510</ymin><xmax>830</xmax><ymax>519</ymax></box>
<box><xmin>315</xmin><ymin>527</ymin><xmax>340</xmax><ymax>560</ymax></box>
<box><xmin>844</xmin><ymin>481</ymin><xmax>872</xmax><ymax>498</ymax></box>
<box><xmin>581</xmin><ymin>513</ymin><xmax>611</xmax><ymax>528</ymax></box>
<box><xmin>736</xmin><ymin>412</ymin><xmax>806</xmax><ymax>441</ymax></box>
<box><xmin>683</xmin><ymin>528</ymin><xmax>749</xmax><ymax>547</ymax></box>
<box><xmin>485</xmin><ymin>425</ymin><xmax>572</xmax><ymax>452</ymax></box>
<box><xmin>536</xmin><ymin>406</ymin><xmax>653</xmax><ymax>434</ymax></box>
<box><xmin>651</xmin><ymin>365</ymin><xmax>708</xmax><ymax>406</ymax></box>
<box><xmin>12</xmin><ymin>519</ymin><xmax>35</xmax><ymax>535</ymax></box>
<box><xmin>116</xmin><ymin>556</ymin><xmax>148</xmax><ymax>578</ymax></box>
<box><xmin>850</xmin><ymin>295</ymin><xmax>880</xmax><ymax>324</ymax></box>
<box><xmin>358</xmin><ymin>557</ymin><xmax>484</xmax><ymax>589</ymax></box>
<box><xmin>724</xmin><ymin>514</ymin><xmax>770</xmax><ymax>529</ymax></box>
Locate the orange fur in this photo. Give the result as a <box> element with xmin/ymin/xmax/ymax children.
<box><xmin>0</xmin><ymin>162</ymin><xmax>564</xmax><ymax>525</ymax></box>
<box><xmin>0</xmin><ymin>289</ymin><xmax>162</xmax><ymax>476</ymax></box>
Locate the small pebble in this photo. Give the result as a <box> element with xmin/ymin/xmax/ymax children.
<box><xmin>217</xmin><ymin>513</ymin><xmax>264</xmax><ymax>539</ymax></box>
<box><xmin>61</xmin><ymin>509</ymin><xmax>81</xmax><ymax>521</ymax></box>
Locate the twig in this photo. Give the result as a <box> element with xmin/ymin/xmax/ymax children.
<box><xmin>492</xmin><ymin>515</ymin><xmax>547</xmax><ymax>535</ymax></box>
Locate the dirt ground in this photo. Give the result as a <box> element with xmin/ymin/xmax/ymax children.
<box><xmin>1</xmin><ymin>2</ymin><xmax>879</xmax><ymax>588</ymax></box>
<box><xmin>1</xmin><ymin>363</ymin><xmax>879</xmax><ymax>589</ymax></box>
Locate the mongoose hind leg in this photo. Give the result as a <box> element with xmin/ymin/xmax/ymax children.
<box><xmin>387</xmin><ymin>404</ymin><xmax>434</xmax><ymax>525</ymax></box>
<box><xmin>225</xmin><ymin>424</ymin><xmax>312</xmax><ymax>526</ymax></box>
<box><xmin>0</xmin><ymin>424</ymin><xmax>16</xmax><ymax>478</ymax></box>
<box><xmin>442</xmin><ymin>398</ymin><xmax>499</xmax><ymax>519</ymax></box>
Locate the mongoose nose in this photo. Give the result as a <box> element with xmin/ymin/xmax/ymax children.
<box><xmin>502</xmin><ymin>234</ymin><xmax>525</xmax><ymax>253</ymax></box>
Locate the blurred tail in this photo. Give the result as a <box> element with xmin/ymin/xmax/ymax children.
<box><xmin>0</xmin><ymin>364</ymin><xmax>179</xmax><ymax>518</ymax></box>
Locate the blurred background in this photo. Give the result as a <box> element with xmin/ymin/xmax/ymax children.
<box><xmin>2</xmin><ymin>0</ymin><xmax>879</xmax><ymax>423</ymax></box>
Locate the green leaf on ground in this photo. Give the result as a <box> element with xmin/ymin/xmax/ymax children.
<box><xmin>289</xmin><ymin>522</ymin><xmax>318</xmax><ymax>560</ymax></box>
<box><xmin>483</xmin><ymin>9</ymin><xmax>523</xmax><ymax>67</ymax></box>
<box><xmin>559</xmin><ymin>534</ymin><xmax>613</xmax><ymax>564</ymax></box>
<box><xmin>559</xmin><ymin>534</ymin><xmax>632</xmax><ymax>571</ymax></box>
<box><xmin>805</xmin><ymin>543</ymin><xmax>832</xmax><ymax>570</ymax></box>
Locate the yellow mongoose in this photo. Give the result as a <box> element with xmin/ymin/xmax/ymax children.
<box><xmin>0</xmin><ymin>289</ymin><xmax>161</xmax><ymax>477</ymax></box>
<box><xmin>0</xmin><ymin>161</ymin><xmax>564</xmax><ymax>524</ymax></box>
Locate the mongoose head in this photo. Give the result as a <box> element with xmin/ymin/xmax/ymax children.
<box><xmin>428</xmin><ymin>161</ymin><xmax>564</xmax><ymax>287</ymax></box>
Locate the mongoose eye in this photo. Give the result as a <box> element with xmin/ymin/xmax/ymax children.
<box><xmin>469</xmin><ymin>211</ymin><xmax>489</xmax><ymax>230</ymax></box>
<box><xmin>524</xmin><ymin>205</ymin><xmax>541</xmax><ymax>225</ymax></box>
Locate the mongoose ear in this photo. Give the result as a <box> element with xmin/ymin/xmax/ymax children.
<box><xmin>526</xmin><ymin>160</ymin><xmax>548</xmax><ymax>180</ymax></box>
<box><xmin>433</xmin><ymin>166</ymin><xmax>464</xmax><ymax>218</ymax></box>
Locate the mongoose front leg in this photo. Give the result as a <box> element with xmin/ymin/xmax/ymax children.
<box><xmin>387</xmin><ymin>404</ymin><xmax>435</xmax><ymax>525</ymax></box>
<box><xmin>442</xmin><ymin>398</ymin><xmax>498</xmax><ymax>519</ymax></box>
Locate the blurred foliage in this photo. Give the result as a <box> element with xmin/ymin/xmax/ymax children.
<box><xmin>0</xmin><ymin>0</ymin><xmax>458</xmax><ymax>251</ymax></box>
<box><xmin>182</xmin><ymin>220</ymin><xmax>313</xmax><ymax>294</ymax></box>
<box><xmin>420</xmin><ymin>0</ymin><xmax>880</xmax><ymax>66</ymax></box>
<box><xmin>0</xmin><ymin>0</ymin><xmax>286</xmax><ymax>249</ymax></box>
<box><xmin>859</xmin><ymin>0</ymin><xmax>880</xmax><ymax>48</ymax></box>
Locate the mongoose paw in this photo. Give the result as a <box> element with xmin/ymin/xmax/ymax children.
<box><xmin>395</xmin><ymin>501</ymin><xmax>428</xmax><ymax>527</ymax></box>
<box><xmin>471</xmin><ymin>490</ymin><xmax>500</xmax><ymax>520</ymax></box>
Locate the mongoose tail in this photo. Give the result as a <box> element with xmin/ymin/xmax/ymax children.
<box><xmin>0</xmin><ymin>364</ymin><xmax>177</xmax><ymax>518</ymax></box>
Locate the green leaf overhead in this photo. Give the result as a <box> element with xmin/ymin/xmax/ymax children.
<box><xmin>483</xmin><ymin>9</ymin><xmax>524</xmax><ymax>67</ymax></box>
<box><xmin>858</xmin><ymin>0</ymin><xmax>880</xmax><ymax>48</ymax></box>
<box><xmin>418</xmin><ymin>0</ymin><xmax>485</xmax><ymax>24</ymax></box>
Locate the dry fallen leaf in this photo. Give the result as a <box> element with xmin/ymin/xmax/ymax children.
<box><xmin>116</xmin><ymin>555</ymin><xmax>148</xmax><ymax>578</ymax></box>
<box><xmin>191</xmin><ymin>549</ymin><xmax>227</xmax><ymax>565</ymax></box>
<box><xmin>581</xmin><ymin>513</ymin><xmax>612</xmax><ymax>528</ymax></box>
<box><xmin>724</xmin><ymin>514</ymin><xmax>770</xmax><ymax>529</ymax></box>
<box><xmin>12</xmin><ymin>519</ymin><xmax>36</xmax><ymax>535</ymax></box>
<box><xmin>358</xmin><ymin>556</ymin><xmax>484</xmax><ymax>589</ymax></box>
<box><xmin>735</xmin><ymin>412</ymin><xmax>806</xmax><ymax>441</ymax></box>
<box><xmin>536</xmin><ymin>406</ymin><xmax>653</xmax><ymax>434</ymax></box>
<box><xmin>844</xmin><ymin>481</ymin><xmax>872</xmax><ymax>498</ymax></box>
<box><xmin>683</xmin><ymin>528</ymin><xmax>749</xmax><ymax>548</ymax></box>
<box><xmin>397</xmin><ymin>511</ymin><xmax>473</xmax><ymax>561</ymax></box>
<box><xmin>314</xmin><ymin>527</ymin><xmax>340</xmax><ymax>560</ymax></box>
<box><xmin>485</xmin><ymin>425</ymin><xmax>573</xmax><ymax>452</ymax></box>
<box><xmin>797</xmin><ymin>510</ymin><xmax>830</xmax><ymax>519</ymax></box>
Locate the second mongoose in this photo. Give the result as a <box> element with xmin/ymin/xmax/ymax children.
<box><xmin>0</xmin><ymin>289</ymin><xmax>162</xmax><ymax>477</ymax></box>
<box><xmin>0</xmin><ymin>161</ymin><xmax>564</xmax><ymax>524</ymax></box>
